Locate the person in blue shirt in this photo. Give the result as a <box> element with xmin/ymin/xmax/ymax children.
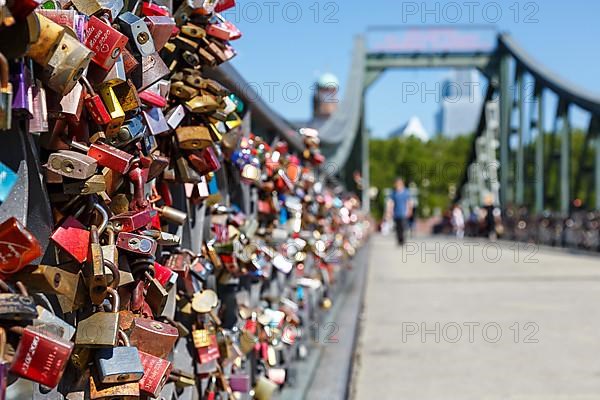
<box><xmin>391</xmin><ymin>178</ymin><xmax>413</xmax><ymax>245</ymax></box>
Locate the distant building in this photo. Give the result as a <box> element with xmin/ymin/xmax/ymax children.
<box><xmin>388</xmin><ymin>116</ymin><xmax>429</xmax><ymax>141</ymax></box>
<box><xmin>292</xmin><ymin>73</ymin><xmax>339</xmax><ymax>130</ymax></box>
<box><xmin>436</xmin><ymin>69</ymin><xmax>482</xmax><ymax>137</ymax></box>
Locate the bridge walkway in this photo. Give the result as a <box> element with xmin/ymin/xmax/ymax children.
<box><xmin>352</xmin><ymin>235</ymin><xmax>600</xmax><ymax>400</ymax></box>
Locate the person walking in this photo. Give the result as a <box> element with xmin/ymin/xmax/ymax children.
<box><xmin>391</xmin><ymin>178</ymin><xmax>413</xmax><ymax>245</ymax></box>
<box><xmin>451</xmin><ymin>204</ymin><xmax>465</xmax><ymax>239</ymax></box>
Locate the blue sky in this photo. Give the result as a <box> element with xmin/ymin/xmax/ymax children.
<box><xmin>224</xmin><ymin>0</ymin><xmax>600</xmax><ymax>138</ymax></box>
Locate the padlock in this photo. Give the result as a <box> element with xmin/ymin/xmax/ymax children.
<box><xmin>170</xmin><ymin>81</ymin><xmax>198</xmax><ymax>101</ymax></box>
<box><xmin>154</xmin><ymin>205</ymin><xmax>187</xmax><ymax>226</ymax></box>
<box><xmin>195</xmin><ymin>331</ymin><xmax>220</xmax><ymax>364</ymax></box>
<box><xmin>144</xmin><ymin>271</ymin><xmax>168</xmax><ymax>316</ymax></box>
<box><xmin>50</xmin><ymin>216</ymin><xmax>90</xmax><ymax>263</ymax></box>
<box><xmin>117</xmin><ymin>12</ymin><xmax>155</xmax><ymax>56</ymax></box>
<box><xmin>108</xmin><ymin>114</ymin><xmax>145</xmax><ymax>147</ymax></box>
<box><xmin>185</xmin><ymin>93</ymin><xmax>219</xmax><ymax>114</ymax></box>
<box><xmin>128</xmin><ymin>160</ymin><xmax>150</xmax><ymax>211</ymax></box>
<box><xmin>139</xmin><ymin>89</ymin><xmax>167</xmax><ymax>108</ymax></box>
<box><xmin>229</xmin><ymin>373</ymin><xmax>250</xmax><ymax>393</ymax></box>
<box><xmin>10</xmin><ymin>325</ymin><xmax>74</xmax><ymax>388</ymax></box>
<box><xmin>84</xmin><ymin>16</ymin><xmax>129</xmax><ymax>71</ymax></box>
<box><xmin>100</xmin><ymin>223</ymin><xmax>118</xmax><ymax>267</ymax></box>
<box><xmin>175</xmin><ymin>126</ymin><xmax>213</xmax><ymax>150</ymax></box>
<box><xmin>69</xmin><ymin>0</ymin><xmax>104</xmax><ymax>17</ymax></box>
<box><xmin>80</xmin><ymin>76</ymin><xmax>112</xmax><ymax>126</ymax></box>
<box><xmin>215</xmin><ymin>0</ymin><xmax>236</xmax><ymax>12</ymax></box>
<box><xmin>0</xmin><ymin>280</ymin><xmax>38</xmax><ymax>320</ymax></box>
<box><xmin>111</xmin><ymin>79</ymin><xmax>141</xmax><ymax>112</ymax></box>
<box><xmin>29</xmin><ymin>78</ymin><xmax>49</xmax><ymax>133</ymax></box>
<box><xmin>146</xmin><ymin>152</ymin><xmax>170</xmax><ymax>180</ymax></box>
<box><xmin>128</xmin><ymin>317</ymin><xmax>178</xmax><ymax>359</ymax></box>
<box><xmin>138</xmin><ymin>350</ymin><xmax>173</xmax><ymax>398</ymax></box>
<box><xmin>96</xmin><ymin>84</ymin><xmax>126</xmax><ymax>136</ymax></box>
<box><xmin>176</xmin><ymin>155</ymin><xmax>202</xmax><ymax>183</ymax></box>
<box><xmin>11</xmin><ymin>59</ymin><xmax>33</xmax><ymax>119</ymax></box>
<box><xmin>34</xmin><ymin>305</ymin><xmax>77</xmax><ymax>341</ymax></box>
<box><xmin>116</xmin><ymin>232</ymin><xmax>157</xmax><ymax>256</ymax></box>
<box><xmin>53</xmin><ymin>80</ymin><xmax>85</xmax><ymax>121</ymax></box>
<box><xmin>46</xmin><ymin>150</ymin><xmax>98</xmax><ymax>180</ymax></box>
<box><xmin>110</xmin><ymin>210</ymin><xmax>154</xmax><ymax>232</ymax></box>
<box><xmin>43</xmin><ymin>32</ymin><xmax>93</xmax><ymax>96</ymax></box>
<box><xmin>141</xmin><ymin>1</ymin><xmax>170</xmax><ymax>17</ymax></box>
<box><xmin>0</xmin><ymin>53</ymin><xmax>12</xmax><ymax>130</ymax></box>
<box><xmin>94</xmin><ymin>330</ymin><xmax>144</xmax><ymax>384</ymax></box>
<box><xmin>165</xmin><ymin>104</ymin><xmax>186</xmax><ymax>129</ymax></box>
<box><xmin>188</xmin><ymin>146</ymin><xmax>221</xmax><ymax>176</ymax></box>
<box><xmin>63</xmin><ymin>175</ymin><xmax>107</xmax><ymax>195</ymax></box>
<box><xmin>153</xmin><ymin>262</ymin><xmax>178</xmax><ymax>290</ymax></box>
<box><xmin>88</xmin><ymin>372</ymin><xmax>140</xmax><ymax>400</ymax></box>
<box><xmin>87</xmin><ymin>55</ymin><xmax>127</xmax><ymax>86</ymax></box>
<box><xmin>206</xmin><ymin>14</ymin><xmax>241</xmax><ymax>41</ymax></box>
<box><xmin>142</xmin><ymin>107</ymin><xmax>170</xmax><ymax>136</ymax></box>
<box><xmin>145</xmin><ymin>15</ymin><xmax>175</xmax><ymax>51</ymax></box>
<box><xmin>26</xmin><ymin>13</ymin><xmax>65</xmax><ymax>67</ymax></box>
<box><xmin>75</xmin><ymin>287</ymin><xmax>120</xmax><ymax>347</ymax></box>
<box><xmin>0</xmin><ymin>217</ymin><xmax>42</xmax><ymax>275</ymax></box>
<box><xmin>138</xmin><ymin>52</ymin><xmax>170</xmax><ymax>91</ymax></box>
<box><xmin>82</xmin><ymin>225</ymin><xmax>109</xmax><ymax>305</ymax></box>
<box><xmin>67</xmin><ymin>139</ymin><xmax>134</xmax><ymax>174</ymax></box>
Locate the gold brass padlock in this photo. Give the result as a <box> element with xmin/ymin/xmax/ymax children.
<box><xmin>185</xmin><ymin>94</ymin><xmax>219</xmax><ymax>114</ymax></box>
<box><xmin>26</xmin><ymin>13</ymin><xmax>65</xmax><ymax>67</ymax></box>
<box><xmin>175</xmin><ymin>126</ymin><xmax>213</xmax><ymax>150</ymax></box>
<box><xmin>170</xmin><ymin>81</ymin><xmax>198</xmax><ymax>100</ymax></box>
<box><xmin>97</xmin><ymin>84</ymin><xmax>126</xmax><ymax>136</ymax></box>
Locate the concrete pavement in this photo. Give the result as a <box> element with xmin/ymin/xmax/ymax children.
<box><xmin>352</xmin><ymin>235</ymin><xmax>600</xmax><ymax>400</ymax></box>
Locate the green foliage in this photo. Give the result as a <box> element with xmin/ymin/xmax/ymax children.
<box><xmin>370</xmin><ymin>134</ymin><xmax>473</xmax><ymax>220</ymax></box>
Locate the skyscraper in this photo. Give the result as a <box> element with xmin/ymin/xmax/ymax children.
<box><xmin>436</xmin><ymin>69</ymin><xmax>482</xmax><ymax>137</ymax></box>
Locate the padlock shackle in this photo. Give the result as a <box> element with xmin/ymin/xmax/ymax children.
<box><xmin>106</xmin><ymin>287</ymin><xmax>120</xmax><ymax>313</ymax></box>
<box><xmin>117</xmin><ymin>329</ymin><xmax>130</xmax><ymax>346</ymax></box>
<box><xmin>93</xmin><ymin>203</ymin><xmax>109</xmax><ymax>235</ymax></box>
<box><xmin>79</xmin><ymin>76</ymin><xmax>95</xmax><ymax>95</ymax></box>
<box><xmin>104</xmin><ymin>259</ymin><xmax>120</xmax><ymax>288</ymax></box>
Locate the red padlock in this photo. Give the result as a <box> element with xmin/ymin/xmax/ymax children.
<box><xmin>196</xmin><ymin>334</ymin><xmax>220</xmax><ymax>364</ymax></box>
<box><xmin>80</xmin><ymin>77</ymin><xmax>112</xmax><ymax>126</ymax></box>
<box><xmin>0</xmin><ymin>218</ymin><xmax>42</xmax><ymax>275</ymax></box>
<box><xmin>10</xmin><ymin>326</ymin><xmax>74</xmax><ymax>388</ymax></box>
<box><xmin>84</xmin><ymin>16</ymin><xmax>129</xmax><ymax>71</ymax></box>
<box><xmin>7</xmin><ymin>0</ymin><xmax>42</xmax><ymax>20</ymax></box>
<box><xmin>153</xmin><ymin>262</ymin><xmax>177</xmax><ymax>290</ymax></box>
<box><xmin>138</xmin><ymin>351</ymin><xmax>173</xmax><ymax>398</ymax></box>
<box><xmin>139</xmin><ymin>90</ymin><xmax>168</xmax><ymax>108</ymax></box>
<box><xmin>128</xmin><ymin>162</ymin><xmax>150</xmax><ymax>212</ymax></box>
<box><xmin>50</xmin><ymin>216</ymin><xmax>90</xmax><ymax>263</ymax></box>
<box><xmin>141</xmin><ymin>2</ymin><xmax>170</xmax><ymax>17</ymax></box>
<box><xmin>69</xmin><ymin>140</ymin><xmax>134</xmax><ymax>174</ymax></box>
<box><xmin>188</xmin><ymin>147</ymin><xmax>221</xmax><ymax>176</ymax></box>
<box><xmin>215</xmin><ymin>0</ymin><xmax>236</xmax><ymax>12</ymax></box>
<box><xmin>110</xmin><ymin>210</ymin><xmax>154</xmax><ymax>232</ymax></box>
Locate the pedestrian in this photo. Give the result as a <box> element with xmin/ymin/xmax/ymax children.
<box><xmin>391</xmin><ymin>178</ymin><xmax>413</xmax><ymax>245</ymax></box>
<box><xmin>451</xmin><ymin>204</ymin><xmax>465</xmax><ymax>239</ymax></box>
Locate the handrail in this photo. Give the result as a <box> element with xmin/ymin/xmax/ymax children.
<box><xmin>498</xmin><ymin>33</ymin><xmax>600</xmax><ymax>114</ymax></box>
<box><xmin>205</xmin><ymin>63</ymin><xmax>306</xmax><ymax>151</ymax></box>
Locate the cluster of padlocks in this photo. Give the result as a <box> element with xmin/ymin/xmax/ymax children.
<box><xmin>501</xmin><ymin>209</ymin><xmax>600</xmax><ymax>251</ymax></box>
<box><xmin>0</xmin><ymin>1</ymin><xmax>369</xmax><ymax>399</ymax></box>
